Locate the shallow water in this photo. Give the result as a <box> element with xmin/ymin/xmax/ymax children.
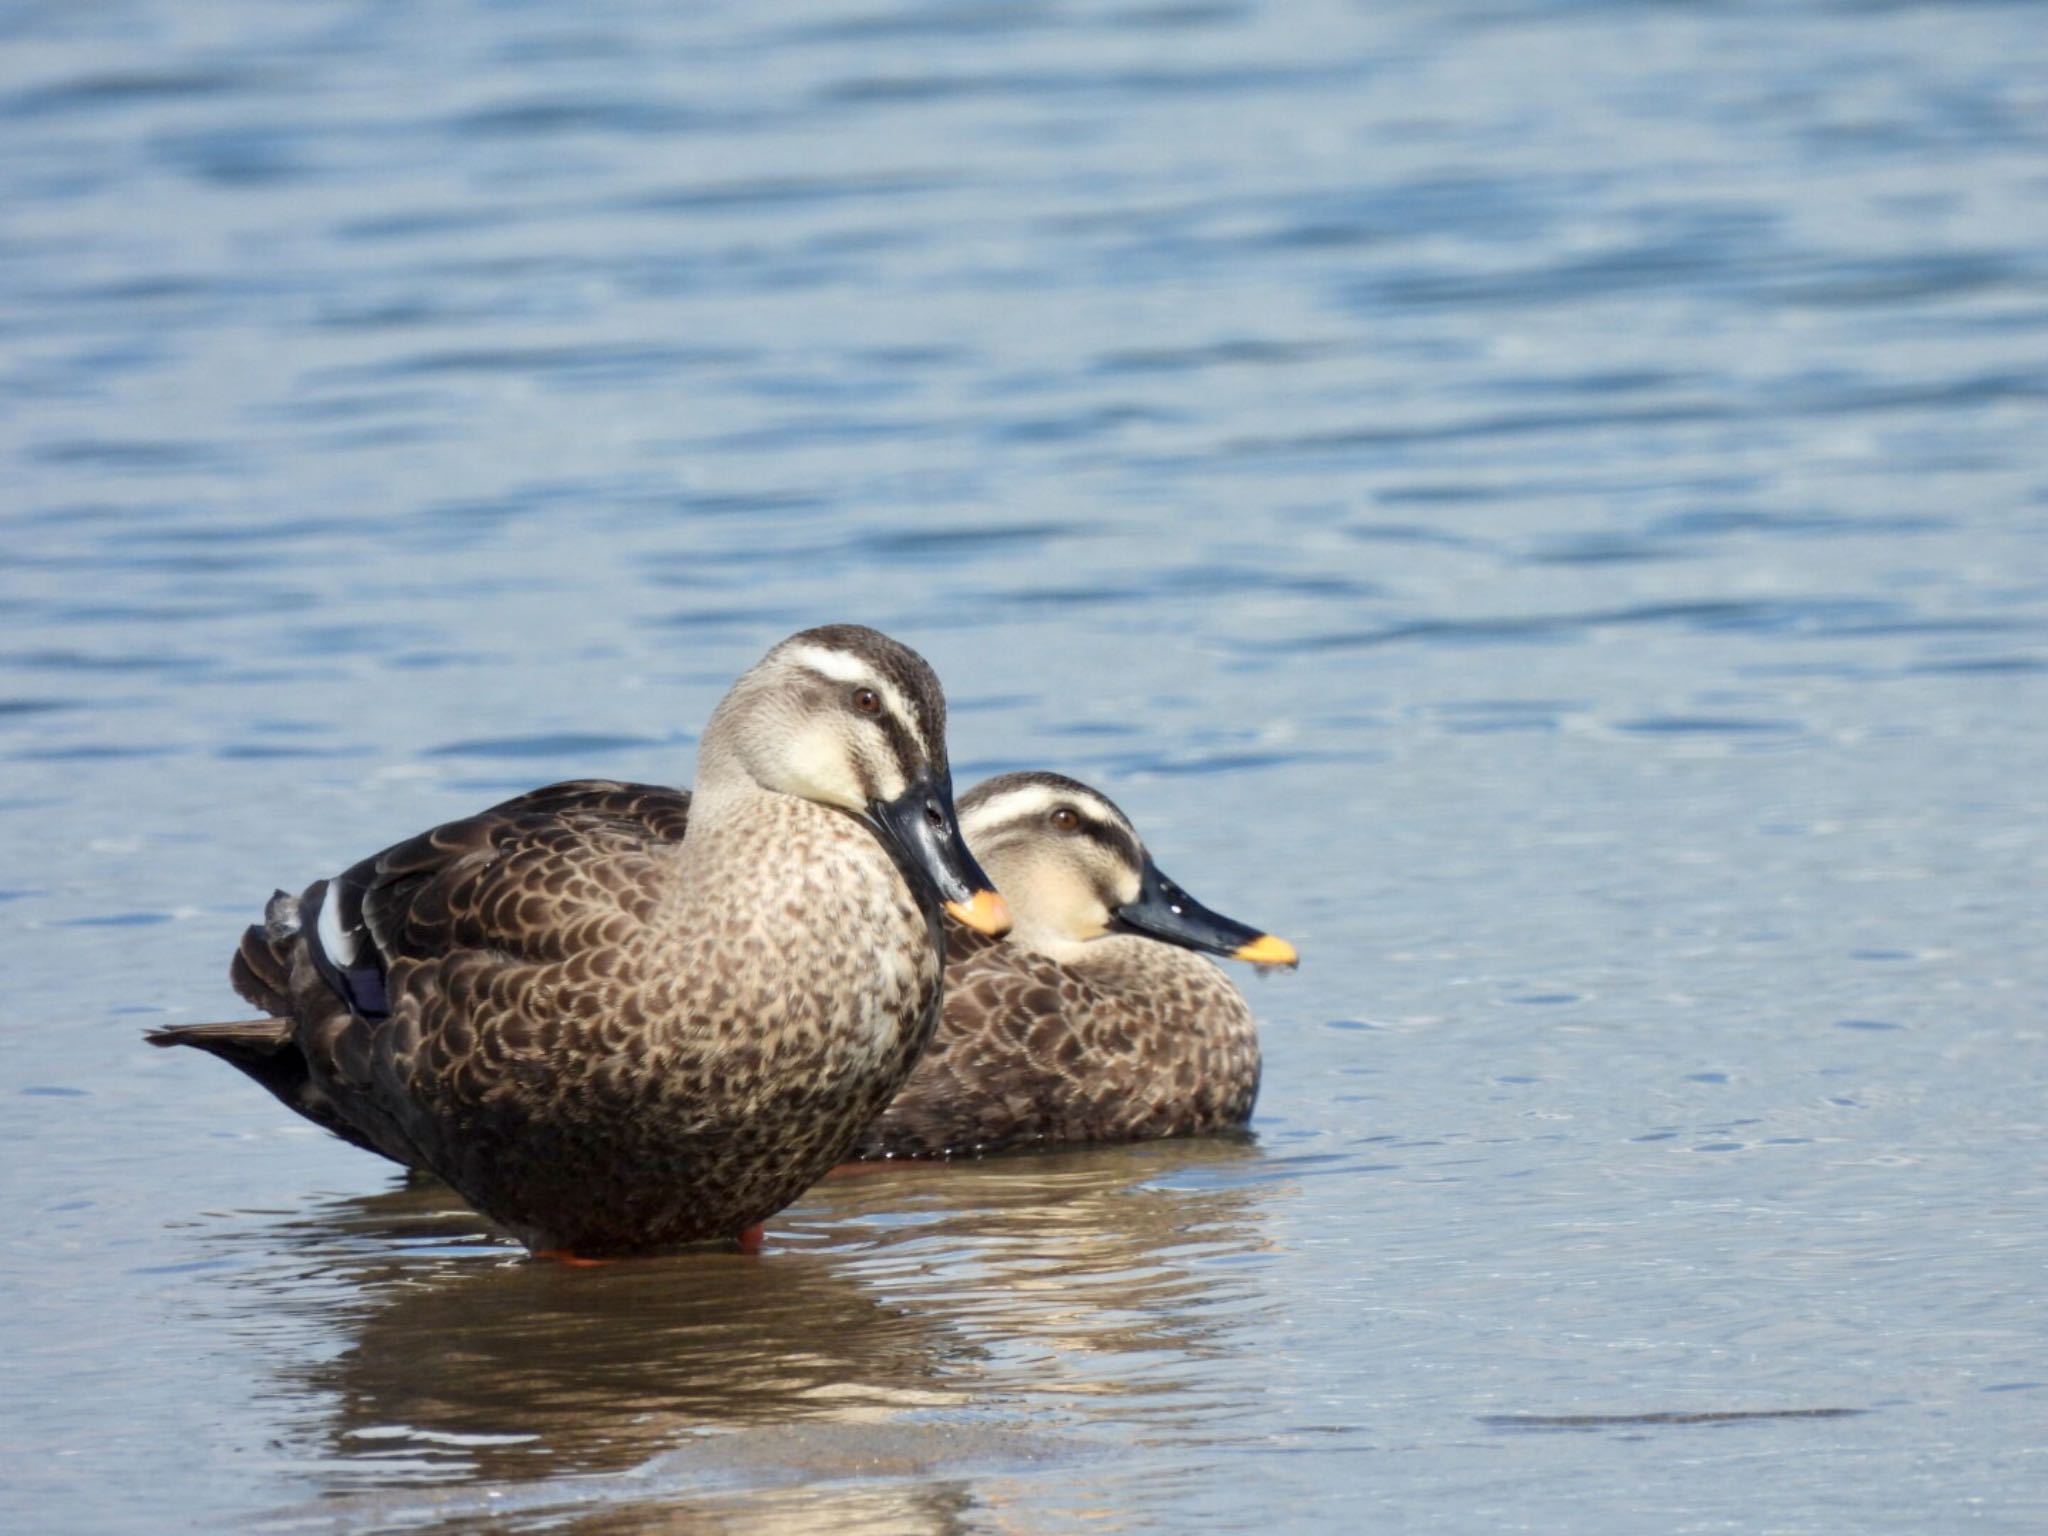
<box><xmin>4</xmin><ymin>0</ymin><xmax>2047</xmax><ymax>1531</ymax></box>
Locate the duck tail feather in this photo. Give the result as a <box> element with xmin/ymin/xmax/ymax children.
<box><xmin>229</xmin><ymin>916</ymin><xmax>297</xmax><ymax>1017</ymax></box>
<box><xmin>145</xmin><ymin>1018</ymin><xmax>294</xmax><ymax>1057</ymax></box>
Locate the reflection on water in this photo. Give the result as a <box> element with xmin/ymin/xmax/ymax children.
<box><xmin>797</xmin><ymin>1144</ymin><xmax>1278</xmax><ymax>1411</ymax></box>
<box><xmin>287</xmin><ymin>1197</ymin><xmax>951</xmax><ymax>1480</ymax></box>
<box><xmin>242</xmin><ymin>1143</ymin><xmax>1275</xmax><ymax>1515</ymax></box>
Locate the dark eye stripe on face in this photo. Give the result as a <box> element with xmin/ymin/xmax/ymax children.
<box><xmin>1072</xmin><ymin>813</ymin><xmax>1143</xmax><ymax>871</ymax></box>
<box><xmin>795</xmin><ymin>663</ymin><xmax>925</xmax><ymax>782</ymax></box>
<box><xmin>869</xmin><ymin>653</ymin><xmax>942</xmax><ymax>766</ymax></box>
<box><xmin>876</xmin><ymin>710</ymin><xmax>921</xmax><ymax>786</ymax></box>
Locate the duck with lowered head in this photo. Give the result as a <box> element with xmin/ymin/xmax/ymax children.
<box><xmin>150</xmin><ymin>625</ymin><xmax>1009</xmax><ymax>1256</ymax></box>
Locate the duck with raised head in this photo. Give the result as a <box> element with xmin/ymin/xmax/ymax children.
<box><xmin>849</xmin><ymin>771</ymin><xmax>1297</xmax><ymax>1159</ymax></box>
<box><xmin>149</xmin><ymin>625</ymin><xmax>1009</xmax><ymax>1256</ymax></box>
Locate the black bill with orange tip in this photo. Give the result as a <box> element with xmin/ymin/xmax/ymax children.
<box><xmin>867</xmin><ymin>768</ymin><xmax>1011</xmax><ymax>936</ymax></box>
<box><xmin>1109</xmin><ymin>856</ymin><xmax>1297</xmax><ymax>968</ymax></box>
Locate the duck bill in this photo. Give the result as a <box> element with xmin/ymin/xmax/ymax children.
<box><xmin>867</xmin><ymin>771</ymin><xmax>1011</xmax><ymax>937</ymax></box>
<box><xmin>1110</xmin><ymin>856</ymin><xmax>1297</xmax><ymax>968</ymax></box>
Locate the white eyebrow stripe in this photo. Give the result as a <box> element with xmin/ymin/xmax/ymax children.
<box><xmin>780</xmin><ymin>642</ymin><xmax>927</xmax><ymax>754</ymax></box>
<box><xmin>962</xmin><ymin>783</ymin><xmax>1127</xmax><ymax>842</ymax></box>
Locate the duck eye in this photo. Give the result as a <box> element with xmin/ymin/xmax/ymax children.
<box><xmin>852</xmin><ymin>687</ymin><xmax>882</xmax><ymax>715</ymax></box>
<box><xmin>1050</xmin><ymin>807</ymin><xmax>1080</xmax><ymax>832</ymax></box>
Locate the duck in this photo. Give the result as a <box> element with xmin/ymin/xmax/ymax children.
<box><xmin>149</xmin><ymin>625</ymin><xmax>1010</xmax><ymax>1256</ymax></box>
<box><xmin>849</xmin><ymin>771</ymin><xmax>1297</xmax><ymax>1159</ymax></box>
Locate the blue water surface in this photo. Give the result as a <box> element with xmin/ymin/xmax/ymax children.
<box><xmin>2</xmin><ymin>2</ymin><xmax>2045</xmax><ymax>1531</ymax></box>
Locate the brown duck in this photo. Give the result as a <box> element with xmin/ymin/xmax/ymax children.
<box><xmin>850</xmin><ymin>771</ymin><xmax>1297</xmax><ymax>1159</ymax></box>
<box><xmin>149</xmin><ymin>625</ymin><xmax>1009</xmax><ymax>1255</ymax></box>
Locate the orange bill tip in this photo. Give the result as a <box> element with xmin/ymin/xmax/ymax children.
<box><xmin>1232</xmin><ymin>933</ymin><xmax>1299</xmax><ymax>968</ymax></box>
<box><xmin>944</xmin><ymin>888</ymin><xmax>1012</xmax><ymax>937</ymax></box>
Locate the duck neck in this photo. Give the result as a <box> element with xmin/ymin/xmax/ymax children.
<box><xmin>1009</xmin><ymin>922</ymin><xmax>1097</xmax><ymax>967</ymax></box>
<box><xmin>1058</xmin><ymin>931</ymin><xmax>1216</xmax><ymax>991</ymax></box>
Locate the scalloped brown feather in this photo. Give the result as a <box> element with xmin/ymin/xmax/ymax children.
<box><xmin>850</xmin><ymin>931</ymin><xmax>1261</xmax><ymax>1159</ymax></box>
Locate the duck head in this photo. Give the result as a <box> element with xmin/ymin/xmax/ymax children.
<box><xmin>956</xmin><ymin>771</ymin><xmax>1296</xmax><ymax>967</ymax></box>
<box><xmin>698</xmin><ymin>625</ymin><xmax>1010</xmax><ymax>936</ymax></box>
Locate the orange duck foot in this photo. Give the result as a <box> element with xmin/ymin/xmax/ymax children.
<box><xmin>534</xmin><ymin>1248</ymin><xmax>617</xmax><ymax>1268</ymax></box>
<box><xmin>736</xmin><ymin>1224</ymin><xmax>765</xmax><ymax>1255</ymax></box>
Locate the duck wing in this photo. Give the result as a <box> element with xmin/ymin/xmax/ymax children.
<box><xmin>852</xmin><ymin>942</ymin><xmax>1094</xmax><ymax>1159</ymax></box>
<box><xmin>151</xmin><ymin>780</ymin><xmax>693</xmax><ymax>1164</ymax></box>
<box><xmin>942</xmin><ymin>921</ymin><xmax>1006</xmax><ymax>969</ymax></box>
<box><xmin>314</xmin><ymin>779</ymin><xmax>693</xmax><ymax>1014</ymax></box>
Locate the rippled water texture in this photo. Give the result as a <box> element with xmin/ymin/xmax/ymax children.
<box><xmin>4</xmin><ymin>1</ymin><xmax>2046</xmax><ymax>1531</ymax></box>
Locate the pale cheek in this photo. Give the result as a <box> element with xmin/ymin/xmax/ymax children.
<box><xmin>864</xmin><ymin>753</ymin><xmax>907</xmax><ymax>805</ymax></box>
<box><xmin>775</xmin><ymin>723</ymin><xmax>867</xmax><ymax>810</ymax></box>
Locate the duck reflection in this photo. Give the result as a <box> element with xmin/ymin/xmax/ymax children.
<box><xmin>268</xmin><ymin>1188</ymin><xmax>952</xmax><ymax>1485</ymax></box>
<box><xmin>793</xmin><ymin>1140</ymin><xmax>1278</xmax><ymax>1390</ymax></box>
<box><xmin>551</xmin><ymin>1478</ymin><xmax>985</xmax><ymax>1536</ymax></box>
<box><xmin>256</xmin><ymin>1139</ymin><xmax>1278</xmax><ymax>1507</ymax></box>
